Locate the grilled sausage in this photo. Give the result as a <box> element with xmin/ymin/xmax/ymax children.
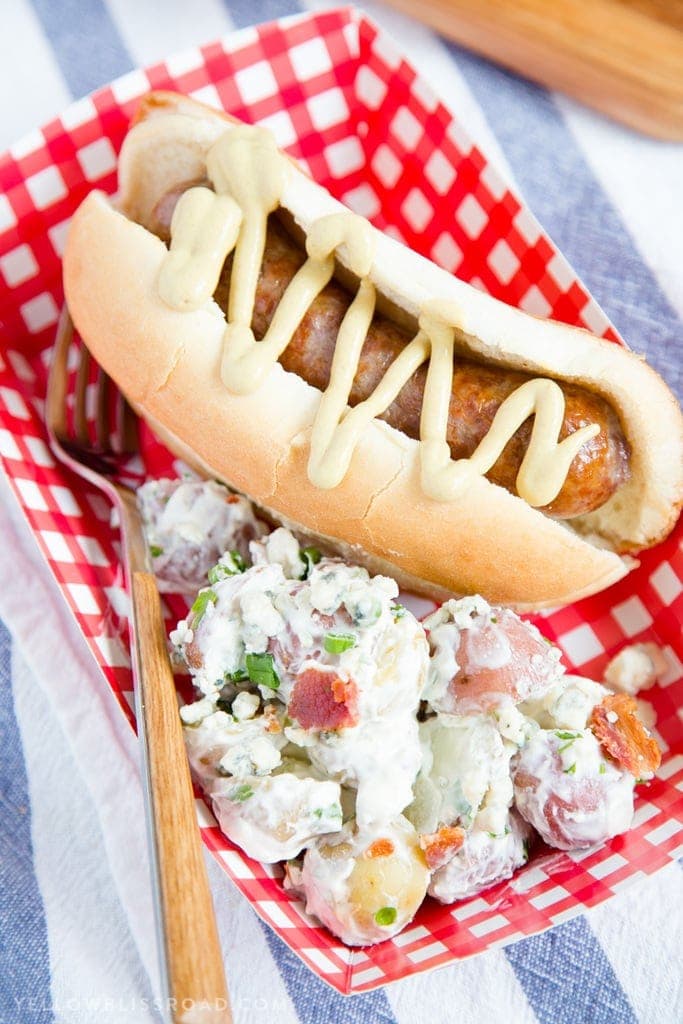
<box><xmin>150</xmin><ymin>188</ymin><xmax>630</xmax><ymax>519</ymax></box>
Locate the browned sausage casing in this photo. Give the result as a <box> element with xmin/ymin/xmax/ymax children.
<box><xmin>150</xmin><ymin>190</ymin><xmax>630</xmax><ymax>519</ymax></box>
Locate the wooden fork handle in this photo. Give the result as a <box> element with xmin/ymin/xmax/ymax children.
<box><xmin>131</xmin><ymin>572</ymin><xmax>232</xmax><ymax>1024</ymax></box>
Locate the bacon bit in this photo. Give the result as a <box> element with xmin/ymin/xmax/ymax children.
<box><xmin>590</xmin><ymin>693</ymin><xmax>661</xmax><ymax>777</ymax></box>
<box><xmin>331</xmin><ymin>678</ymin><xmax>351</xmax><ymax>704</ymax></box>
<box><xmin>419</xmin><ymin>826</ymin><xmax>466</xmax><ymax>871</ymax></box>
<box><xmin>363</xmin><ymin>838</ymin><xmax>395</xmax><ymax>860</ymax></box>
<box><xmin>226</xmin><ymin>494</ymin><xmax>240</xmax><ymax>504</ymax></box>
<box><xmin>262</xmin><ymin>703</ymin><xmax>282</xmax><ymax>734</ymax></box>
<box><xmin>289</xmin><ymin>668</ymin><xmax>359</xmax><ymax>730</ymax></box>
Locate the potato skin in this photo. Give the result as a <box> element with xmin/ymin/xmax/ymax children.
<box><xmin>301</xmin><ymin>819</ymin><xmax>430</xmax><ymax>945</ymax></box>
<box><xmin>346</xmin><ymin>832</ymin><xmax>429</xmax><ymax>934</ymax></box>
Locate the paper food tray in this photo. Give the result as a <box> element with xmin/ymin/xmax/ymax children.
<box><xmin>0</xmin><ymin>5</ymin><xmax>680</xmax><ymax>994</ymax></box>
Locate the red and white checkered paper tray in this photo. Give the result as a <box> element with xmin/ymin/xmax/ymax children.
<box><xmin>0</xmin><ymin>5</ymin><xmax>681</xmax><ymax>995</ymax></box>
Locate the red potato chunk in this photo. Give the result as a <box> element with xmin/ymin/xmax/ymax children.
<box><xmin>428</xmin><ymin>813</ymin><xmax>531</xmax><ymax>904</ymax></box>
<box><xmin>513</xmin><ymin>730</ymin><xmax>635</xmax><ymax>850</ymax></box>
<box><xmin>426</xmin><ymin>600</ymin><xmax>562</xmax><ymax>715</ymax></box>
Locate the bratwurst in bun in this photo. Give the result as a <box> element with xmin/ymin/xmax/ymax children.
<box><xmin>63</xmin><ymin>92</ymin><xmax>683</xmax><ymax>609</ymax></box>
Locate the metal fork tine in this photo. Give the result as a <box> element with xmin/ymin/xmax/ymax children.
<box><xmin>95</xmin><ymin>366</ymin><xmax>112</xmax><ymax>451</ymax></box>
<box><xmin>47</xmin><ymin>307</ymin><xmax>73</xmax><ymax>442</ymax></box>
<box><xmin>74</xmin><ymin>343</ymin><xmax>92</xmax><ymax>445</ymax></box>
<box><xmin>120</xmin><ymin>391</ymin><xmax>139</xmax><ymax>454</ymax></box>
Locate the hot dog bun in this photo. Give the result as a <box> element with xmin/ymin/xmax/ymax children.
<box><xmin>63</xmin><ymin>92</ymin><xmax>683</xmax><ymax>609</ymax></box>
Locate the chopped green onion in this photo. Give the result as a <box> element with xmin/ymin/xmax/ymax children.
<box><xmin>312</xmin><ymin>803</ymin><xmax>342</xmax><ymax>820</ymax></box>
<box><xmin>149</xmin><ymin>545</ymin><xmax>164</xmax><ymax>558</ymax></box>
<box><xmin>391</xmin><ymin>604</ymin><xmax>405</xmax><ymax>620</ymax></box>
<box><xmin>324</xmin><ymin>632</ymin><xmax>357</xmax><ymax>655</ymax></box>
<box><xmin>555</xmin><ymin>731</ymin><xmax>581</xmax><ymax>741</ymax></box>
<box><xmin>374</xmin><ymin>907</ymin><xmax>397</xmax><ymax>927</ymax></box>
<box><xmin>225</xmin><ymin>669</ymin><xmax>249</xmax><ymax>683</ymax></box>
<box><xmin>599</xmin><ymin>763</ymin><xmax>607</xmax><ymax>774</ymax></box>
<box><xmin>208</xmin><ymin>551</ymin><xmax>246</xmax><ymax>583</ymax></box>
<box><xmin>300</xmin><ymin>546</ymin><xmax>321</xmax><ymax>579</ymax></box>
<box><xmin>490</xmin><ymin>615</ymin><xmax>498</xmax><ymax>624</ymax></box>
<box><xmin>229</xmin><ymin>784</ymin><xmax>254</xmax><ymax>802</ymax></box>
<box><xmin>190</xmin><ymin>588</ymin><xmax>218</xmax><ymax>626</ymax></box>
<box><xmin>564</xmin><ymin>763</ymin><xmax>577</xmax><ymax>775</ymax></box>
<box><xmin>246</xmin><ymin>652</ymin><xmax>280</xmax><ymax>690</ymax></box>
<box><xmin>558</xmin><ymin>738</ymin><xmax>578</xmax><ymax>753</ymax></box>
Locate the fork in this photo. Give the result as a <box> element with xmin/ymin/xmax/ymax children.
<box><xmin>46</xmin><ymin>308</ymin><xmax>232</xmax><ymax>1024</ymax></box>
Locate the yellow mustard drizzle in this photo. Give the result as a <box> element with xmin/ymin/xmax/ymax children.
<box><xmin>157</xmin><ymin>186</ymin><xmax>242</xmax><ymax>310</ymax></box>
<box><xmin>157</xmin><ymin>125</ymin><xmax>600</xmax><ymax>507</ymax></box>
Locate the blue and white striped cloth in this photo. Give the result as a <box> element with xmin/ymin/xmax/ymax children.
<box><xmin>1</xmin><ymin>2</ymin><xmax>681</xmax><ymax>1022</ymax></box>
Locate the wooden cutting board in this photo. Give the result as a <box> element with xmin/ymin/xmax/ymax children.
<box><xmin>384</xmin><ymin>0</ymin><xmax>683</xmax><ymax>139</ymax></box>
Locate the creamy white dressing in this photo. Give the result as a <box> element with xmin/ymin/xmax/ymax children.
<box><xmin>182</xmin><ymin>705</ymin><xmax>287</xmax><ymax>785</ymax></box>
<box><xmin>179</xmin><ymin>696</ymin><xmax>213</xmax><ymax>726</ymax></box>
<box><xmin>408</xmin><ymin>714</ymin><xmax>514</xmax><ymax>837</ymax></box>
<box><xmin>428</xmin><ymin>812</ymin><xmax>530</xmax><ymax>904</ymax></box>
<box><xmin>185</xmin><ymin>562</ymin><xmax>286</xmax><ymax>694</ymax></box>
<box><xmin>303</xmin><ymin>716</ymin><xmax>423</xmax><ymax>830</ymax></box>
<box><xmin>239</xmin><ymin>588</ymin><xmax>286</xmax><ymax>651</ymax></box>
<box><xmin>176</xmin><ymin>531</ymin><xmax>428</xmax><ymax>832</ymax></box>
<box><xmin>426</xmin><ymin>595</ymin><xmax>490</xmax><ymax>633</ymax></box>
<box><xmin>210</xmin><ymin>772</ymin><xmax>342</xmax><ymax>862</ymax></box>
<box><xmin>300</xmin><ymin>816</ymin><xmax>428</xmax><ymax>945</ymax></box>
<box><xmin>494</xmin><ymin>705</ymin><xmax>538</xmax><ymax>747</ymax></box>
<box><xmin>513</xmin><ymin>729</ymin><xmax>635</xmax><ymax>850</ymax></box>
<box><xmin>172</xmin><ymin>537</ymin><xmax>655</xmax><ymax>944</ymax></box>
<box><xmin>520</xmin><ymin>674</ymin><xmax>607</xmax><ymax>731</ymax></box>
<box><xmin>138</xmin><ymin>476</ymin><xmax>267</xmax><ymax>593</ymax></box>
<box><xmin>468</xmin><ymin>626</ymin><xmax>512</xmax><ymax>673</ymax></box>
<box><xmin>423</xmin><ymin>596</ymin><xmax>563</xmax><ymax>715</ymax></box>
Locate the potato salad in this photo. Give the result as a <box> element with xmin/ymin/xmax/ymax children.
<box><xmin>163</xmin><ymin>480</ymin><xmax>662</xmax><ymax>946</ymax></box>
<box><xmin>138</xmin><ymin>476</ymin><xmax>268</xmax><ymax>592</ymax></box>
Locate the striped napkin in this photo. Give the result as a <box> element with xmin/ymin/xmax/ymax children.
<box><xmin>1</xmin><ymin>2</ymin><xmax>681</xmax><ymax>1022</ymax></box>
